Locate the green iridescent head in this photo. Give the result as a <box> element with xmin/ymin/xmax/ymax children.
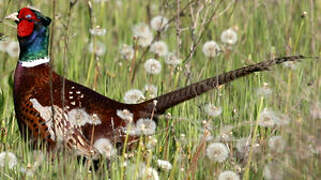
<box><xmin>6</xmin><ymin>7</ymin><xmax>51</xmax><ymax>62</ymax></box>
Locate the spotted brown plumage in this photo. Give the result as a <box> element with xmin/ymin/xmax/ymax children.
<box><xmin>7</xmin><ymin>7</ymin><xmax>309</xmax><ymax>158</ymax></box>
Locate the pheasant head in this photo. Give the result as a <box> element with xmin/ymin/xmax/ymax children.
<box><xmin>6</xmin><ymin>7</ymin><xmax>51</xmax><ymax>63</ymax></box>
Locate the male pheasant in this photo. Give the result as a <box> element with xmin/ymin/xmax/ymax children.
<box><xmin>6</xmin><ymin>7</ymin><xmax>307</xmax><ymax>158</ymax></box>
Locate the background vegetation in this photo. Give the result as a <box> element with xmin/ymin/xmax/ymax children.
<box><xmin>0</xmin><ymin>0</ymin><xmax>320</xmax><ymax>179</ymax></box>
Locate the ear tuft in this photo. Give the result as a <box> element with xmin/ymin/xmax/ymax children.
<box><xmin>32</xmin><ymin>10</ymin><xmax>51</xmax><ymax>26</ymax></box>
<box><xmin>41</xmin><ymin>16</ymin><xmax>51</xmax><ymax>26</ymax></box>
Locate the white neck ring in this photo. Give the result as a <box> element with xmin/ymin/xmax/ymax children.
<box><xmin>19</xmin><ymin>57</ymin><xmax>50</xmax><ymax>67</ymax></box>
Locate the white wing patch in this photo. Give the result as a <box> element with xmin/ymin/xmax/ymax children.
<box><xmin>29</xmin><ymin>98</ymin><xmax>104</xmax><ymax>158</ymax></box>
<box><xmin>30</xmin><ymin>98</ymin><xmax>61</xmax><ymax>141</ymax></box>
<box><xmin>30</xmin><ymin>98</ymin><xmax>101</xmax><ymax>140</ymax></box>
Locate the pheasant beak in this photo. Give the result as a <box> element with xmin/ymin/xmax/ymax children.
<box><xmin>5</xmin><ymin>12</ymin><xmax>19</xmax><ymax>23</ymax></box>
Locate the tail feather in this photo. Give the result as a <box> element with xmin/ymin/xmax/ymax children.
<box><xmin>139</xmin><ymin>55</ymin><xmax>308</xmax><ymax>115</ymax></box>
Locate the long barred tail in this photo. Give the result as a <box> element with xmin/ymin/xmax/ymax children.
<box><xmin>139</xmin><ymin>55</ymin><xmax>308</xmax><ymax>115</ymax></box>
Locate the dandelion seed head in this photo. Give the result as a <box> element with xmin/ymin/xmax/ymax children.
<box><xmin>20</xmin><ymin>166</ymin><xmax>34</xmax><ymax>176</ymax></box>
<box><xmin>217</xmin><ymin>125</ymin><xmax>233</xmax><ymax>142</ymax></box>
<box><xmin>296</xmin><ymin>146</ymin><xmax>314</xmax><ymax>159</ymax></box>
<box><xmin>236</xmin><ymin>137</ymin><xmax>251</xmax><ymax>154</ymax></box>
<box><xmin>0</xmin><ymin>152</ymin><xmax>18</xmax><ymax>169</ymax></box>
<box><xmin>150</xmin><ymin>41</ymin><xmax>168</xmax><ymax>57</ymax></box>
<box><xmin>126</xmin><ymin>163</ymin><xmax>145</xmax><ymax>178</ymax></box>
<box><xmin>282</xmin><ymin>61</ymin><xmax>298</xmax><ymax>70</ymax></box>
<box><xmin>91</xmin><ymin>113</ymin><xmax>102</xmax><ymax>125</ymax></box>
<box><xmin>235</xmin><ymin>138</ymin><xmax>260</xmax><ymax>160</ymax></box>
<box><xmin>307</xmin><ymin>136</ymin><xmax>321</xmax><ymax>155</ymax></box>
<box><xmin>275</xmin><ymin>113</ymin><xmax>290</xmax><ymax>126</ymax></box>
<box><xmin>116</xmin><ymin>109</ymin><xmax>133</xmax><ymax>123</ymax></box>
<box><xmin>123</xmin><ymin>123</ymin><xmax>139</xmax><ymax>136</ymax></box>
<box><xmin>94</xmin><ymin>0</ymin><xmax>109</xmax><ymax>3</ymax></box>
<box><xmin>121</xmin><ymin>160</ymin><xmax>128</xmax><ymax>168</ymax></box>
<box><xmin>93</xmin><ymin>138</ymin><xmax>116</xmax><ymax>158</ymax></box>
<box><xmin>32</xmin><ymin>150</ymin><xmax>44</xmax><ymax>168</ymax></box>
<box><xmin>144</xmin><ymin>84</ymin><xmax>158</xmax><ymax>98</ymax></box>
<box><xmin>137</xmin><ymin>34</ymin><xmax>153</xmax><ymax>47</ymax></box>
<box><xmin>202</xmin><ymin>41</ymin><xmax>221</xmax><ymax>58</ymax></box>
<box><xmin>119</xmin><ymin>44</ymin><xmax>134</xmax><ymax>60</ymax></box>
<box><xmin>136</xmin><ymin>118</ymin><xmax>156</xmax><ymax>135</ymax></box>
<box><xmin>268</xmin><ymin>136</ymin><xmax>286</xmax><ymax>153</ymax></box>
<box><xmin>206</xmin><ymin>135</ymin><xmax>214</xmax><ymax>142</ymax></box>
<box><xmin>157</xmin><ymin>159</ymin><xmax>172</xmax><ymax>171</ymax></box>
<box><xmin>206</xmin><ymin>142</ymin><xmax>229</xmax><ymax>162</ymax></box>
<box><xmin>150</xmin><ymin>16</ymin><xmax>169</xmax><ymax>31</ymax></box>
<box><xmin>88</xmin><ymin>41</ymin><xmax>106</xmax><ymax>56</ymax></box>
<box><xmin>221</xmin><ymin>28</ymin><xmax>238</xmax><ymax>45</ymax></box>
<box><xmin>153</xmin><ymin>100</ymin><xmax>158</xmax><ymax>106</ymax></box>
<box><xmin>204</xmin><ymin>103</ymin><xmax>222</xmax><ymax>117</ymax></box>
<box><xmin>205</xmin><ymin>0</ymin><xmax>214</xmax><ymax>4</ymax></box>
<box><xmin>133</xmin><ymin>23</ymin><xmax>151</xmax><ymax>37</ymax></box>
<box><xmin>146</xmin><ymin>136</ymin><xmax>158</xmax><ymax>149</ymax></box>
<box><xmin>126</xmin><ymin>163</ymin><xmax>159</xmax><ymax>180</ymax></box>
<box><xmin>263</xmin><ymin>163</ymin><xmax>283</xmax><ymax>180</ymax></box>
<box><xmin>67</xmin><ymin>108</ymin><xmax>92</xmax><ymax>126</ymax></box>
<box><xmin>310</xmin><ymin>102</ymin><xmax>321</xmax><ymax>119</ymax></box>
<box><xmin>89</xmin><ymin>26</ymin><xmax>106</xmax><ymax>36</ymax></box>
<box><xmin>7</xmin><ymin>40</ymin><xmax>19</xmax><ymax>57</ymax></box>
<box><xmin>140</xmin><ymin>166</ymin><xmax>159</xmax><ymax>180</ymax></box>
<box><xmin>165</xmin><ymin>52</ymin><xmax>182</xmax><ymax>66</ymax></box>
<box><xmin>115</xmin><ymin>0</ymin><xmax>123</xmax><ymax>7</ymax></box>
<box><xmin>0</xmin><ymin>40</ymin><xmax>19</xmax><ymax>57</ymax></box>
<box><xmin>218</xmin><ymin>170</ymin><xmax>240</xmax><ymax>180</ymax></box>
<box><xmin>256</xmin><ymin>84</ymin><xmax>272</xmax><ymax>97</ymax></box>
<box><xmin>0</xmin><ymin>39</ymin><xmax>11</xmax><ymax>52</ymax></box>
<box><xmin>258</xmin><ymin>108</ymin><xmax>278</xmax><ymax>127</ymax></box>
<box><xmin>144</xmin><ymin>58</ymin><xmax>162</xmax><ymax>74</ymax></box>
<box><xmin>133</xmin><ymin>23</ymin><xmax>153</xmax><ymax>47</ymax></box>
<box><xmin>123</xmin><ymin>89</ymin><xmax>145</xmax><ymax>104</ymax></box>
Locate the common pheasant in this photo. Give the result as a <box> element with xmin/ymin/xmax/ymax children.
<box><xmin>6</xmin><ymin>7</ymin><xmax>308</xmax><ymax>158</ymax></box>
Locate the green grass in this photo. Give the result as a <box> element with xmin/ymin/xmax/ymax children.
<box><xmin>0</xmin><ymin>0</ymin><xmax>320</xmax><ymax>179</ymax></box>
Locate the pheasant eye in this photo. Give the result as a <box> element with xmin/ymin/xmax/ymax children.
<box><xmin>25</xmin><ymin>14</ymin><xmax>32</xmax><ymax>19</ymax></box>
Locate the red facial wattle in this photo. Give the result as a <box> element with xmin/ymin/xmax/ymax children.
<box><xmin>18</xmin><ymin>20</ymin><xmax>35</xmax><ymax>37</ymax></box>
<box><xmin>17</xmin><ymin>7</ymin><xmax>40</xmax><ymax>37</ymax></box>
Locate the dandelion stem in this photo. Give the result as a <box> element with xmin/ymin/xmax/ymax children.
<box><xmin>294</xmin><ymin>19</ymin><xmax>305</xmax><ymax>53</ymax></box>
<box><xmin>120</xmin><ymin>128</ymin><xmax>130</xmax><ymax>180</ymax></box>
<box><xmin>243</xmin><ymin>97</ymin><xmax>264</xmax><ymax>180</ymax></box>
<box><xmin>187</xmin><ymin>130</ymin><xmax>208</xmax><ymax>179</ymax></box>
<box><xmin>285</xmin><ymin>71</ymin><xmax>292</xmax><ymax>113</ymax></box>
<box><xmin>129</xmin><ymin>38</ymin><xmax>138</xmax><ymax>74</ymax></box>
<box><xmin>85</xmin><ymin>0</ymin><xmax>96</xmax><ymax>86</ymax></box>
